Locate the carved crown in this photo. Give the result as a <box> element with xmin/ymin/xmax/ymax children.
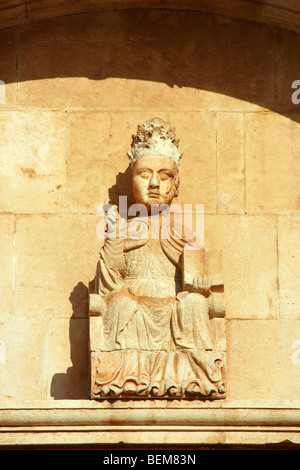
<box><xmin>127</xmin><ymin>117</ymin><xmax>183</xmax><ymax>168</ymax></box>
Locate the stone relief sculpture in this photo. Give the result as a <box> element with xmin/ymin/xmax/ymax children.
<box><xmin>89</xmin><ymin>118</ymin><xmax>226</xmax><ymax>399</ymax></box>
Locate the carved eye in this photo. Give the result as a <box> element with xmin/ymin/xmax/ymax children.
<box><xmin>138</xmin><ymin>170</ymin><xmax>151</xmax><ymax>179</ymax></box>
<box><xmin>160</xmin><ymin>171</ymin><xmax>173</xmax><ymax>181</ymax></box>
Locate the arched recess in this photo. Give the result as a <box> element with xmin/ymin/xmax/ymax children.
<box><xmin>1</xmin><ymin>0</ymin><xmax>300</xmax><ymax>33</ymax></box>
<box><xmin>0</xmin><ymin>0</ymin><xmax>299</xmax><ymax>406</ymax></box>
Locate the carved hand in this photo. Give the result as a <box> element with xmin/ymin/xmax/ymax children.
<box><xmin>192</xmin><ymin>276</ymin><xmax>212</xmax><ymax>295</ymax></box>
<box><xmin>105</xmin><ymin>205</ymin><xmax>127</xmax><ymax>238</ymax></box>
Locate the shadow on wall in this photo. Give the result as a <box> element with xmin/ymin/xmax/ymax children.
<box><xmin>108</xmin><ymin>165</ymin><xmax>135</xmax><ymax>209</ymax></box>
<box><xmin>50</xmin><ymin>282</ymin><xmax>90</xmax><ymax>399</ymax></box>
<box><xmin>2</xmin><ymin>9</ymin><xmax>299</xmax><ymax>120</ymax></box>
<box><xmin>49</xmin><ymin>168</ymin><xmax>135</xmax><ymax>400</ymax></box>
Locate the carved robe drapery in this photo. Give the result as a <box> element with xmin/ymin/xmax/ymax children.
<box><xmin>89</xmin><ymin>219</ymin><xmax>226</xmax><ymax>399</ymax></box>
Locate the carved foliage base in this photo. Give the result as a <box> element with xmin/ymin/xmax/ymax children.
<box><xmin>90</xmin><ymin>349</ymin><xmax>226</xmax><ymax>399</ymax></box>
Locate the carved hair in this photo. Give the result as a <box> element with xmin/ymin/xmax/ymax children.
<box><xmin>127</xmin><ymin>118</ymin><xmax>183</xmax><ymax>167</ymax></box>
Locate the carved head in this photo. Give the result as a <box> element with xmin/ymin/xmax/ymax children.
<box><xmin>128</xmin><ymin>118</ymin><xmax>182</xmax><ymax>209</ymax></box>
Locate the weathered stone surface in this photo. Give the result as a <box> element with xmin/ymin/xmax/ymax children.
<box><xmin>1</xmin><ymin>398</ymin><xmax>300</xmax><ymax>446</ymax></box>
<box><xmin>15</xmin><ymin>215</ymin><xmax>100</xmax><ymax>318</ymax></box>
<box><xmin>66</xmin><ymin>112</ymin><xmax>128</xmax><ymax>214</ymax></box>
<box><xmin>0</xmin><ymin>215</ymin><xmax>14</xmax><ymax>317</ymax></box>
<box><xmin>171</xmin><ymin>113</ymin><xmax>216</xmax><ymax>210</ymax></box>
<box><xmin>18</xmin><ymin>11</ymin><xmax>275</xmax><ymax>112</ymax></box>
<box><xmin>216</xmin><ymin>113</ymin><xmax>245</xmax><ymax>214</ymax></box>
<box><xmin>0</xmin><ymin>112</ymin><xmax>66</xmax><ymax>214</ymax></box>
<box><xmin>278</xmin><ymin>215</ymin><xmax>300</xmax><ymax>318</ymax></box>
<box><xmin>66</xmin><ymin>112</ymin><xmax>217</xmax><ymax>213</ymax></box>
<box><xmin>226</xmin><ymin>319</ymin><xmax>300</xmax><ymax>400</ymax></box>
<box><xmin>0</xmin><ymin>318</ymin><xmax>48</xmax><ymax>400</ymax></box>
<box><xmin>49</xmin><ymin>318</ymin><xmax>89</xmax><ymax>399</ymax></box>
<box><xmin>245</xmin><ymin>113</ymin><xmax>300</xmax><ymax>215</ymax></box>
<box><xmin>204</xmin><ymin>215</ymin><xmax>279</xmax><ymax>319</ymax></box>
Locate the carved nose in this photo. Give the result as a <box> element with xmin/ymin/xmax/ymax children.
<box><xmin>149</xmin><ymin>172</ymin><xmax>159</xmax><ymax>188</ymax></box>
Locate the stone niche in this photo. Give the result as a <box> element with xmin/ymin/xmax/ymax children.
<box><xmin>88</xmin><ymin>117</ymin><xmax>226</xmax><ymax>400</ymax></box>
<box><xmin>0</xmin><ymin>2</ymin><xmax>300</xmax><ymax>449</ymax></box>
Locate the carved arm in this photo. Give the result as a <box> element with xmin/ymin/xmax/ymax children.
<box><xmin>89</xmin><ymin>293</ymin><xmax>106</xmax><ymax>316</ymax></box>
<box><xmin>182</xmin><ymin>246</ymin><xmax>226</xmax><ymax>317</ymax></box>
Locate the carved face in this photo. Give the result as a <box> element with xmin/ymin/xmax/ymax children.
<box><xmin>132</xmin><ymin>155</ymin><xmax>179</xmax><ymax>210</ymax></box>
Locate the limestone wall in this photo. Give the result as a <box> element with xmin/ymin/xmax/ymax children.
<box><xmin>0</xmin><ymin>9</ymin><xmax>299</xmax><ymax>406</ymax></box>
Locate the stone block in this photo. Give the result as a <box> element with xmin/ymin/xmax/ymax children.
<box><xmin>216</xmin><ymin>113</ymin><xmax>245</xmax><ymax>214</ymax></box>
<box><xmin>49</xmin><ymin>318</ymin><xmax>89</xmax><ymax>399</ymax></box>
<box><xmin>278</xmin><ymin>215</ymin><xmax>300</xmax><ymax>318</ymax></box>
<box><xmin>0</xmin><ymin>215</ymin><xmax>14</xmax><ymax>316</ymax></box>
<box><xmin>0</xmin><ymin>112</ymin><xmax>66</xmax><ymax>214</ymax></box>
<box><xmin>226</xmin><ymin>319</ymin><xmax>300</xmax><ymax>400</ymax></box>
<box><xmin>204</xmin><ymin>215</ymin><xmax>279</xmax><ymax>319</ymax></box>
<box><xmin>15</xmin><ymin>215</ymin><xmax>100</xmax><ymax>318</ymax></box>
<box><xmin>171</xmin><ymin>113</ymin><xmax>216</xmax><ymax>211</ymax></box>
<box><xmin>0</xmin><ymin>318</ymin><xmax>48</xmax><ymax>400</ymax></box>
<box><xmin>18</xmin><ymin>11</ymin><xmax>275</xmax><ymax>112</ymax></box>
<box><xmin>66</xmin><ymin>112</ymin><xmax>123</xmax><ymax>214</ymax></box>
<box><xmin>66</xmin><ymin>112</ymin><xmax>217</xmax><ymax>213</ymax></box>
<box><xmin>245</xmin><ymin>113</ymin><xmax>300</xmax><ymax>214</ymax></box>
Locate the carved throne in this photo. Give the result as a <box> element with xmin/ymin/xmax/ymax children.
<box><xmin>88</xmin><ymin>245</ymin><xmax>226</xmax><ymax>400</ymax></box>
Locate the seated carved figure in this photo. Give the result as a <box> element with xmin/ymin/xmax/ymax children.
<box><xmin>89</xmin><ymin>118</ymin><xmax>226</xmax><ymax>399</ymax></box>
